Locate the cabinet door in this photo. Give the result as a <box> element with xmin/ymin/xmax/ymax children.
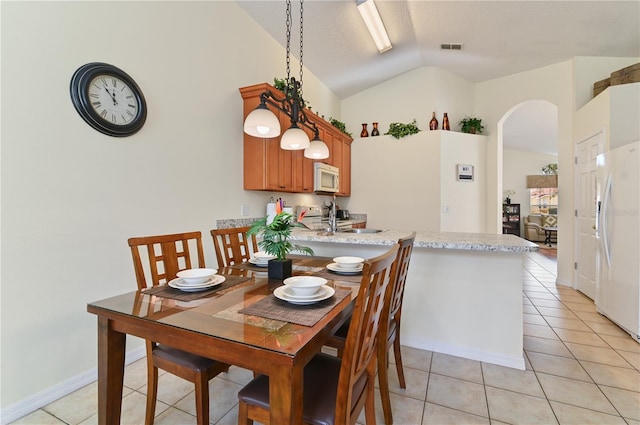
<box><xmin>292</xmin><ymin>148</ymin><xmax>315</xmax><ymax>193</ymax></box>
<box><xmin>338</xmin><ymin>140</ymin><xmax>351</xmax><ymax>196</ymax></box>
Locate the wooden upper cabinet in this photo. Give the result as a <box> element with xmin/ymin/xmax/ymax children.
<box><xmin>239</xmin><ymin>83</ymin><xmax>352</xmax><ymax>196</ymax></box>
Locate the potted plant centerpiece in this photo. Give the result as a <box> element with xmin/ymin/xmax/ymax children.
<box><xmin>247</xmin><ymin>200</ymin><xmax>314</xmax><ymax>279</ymax></box>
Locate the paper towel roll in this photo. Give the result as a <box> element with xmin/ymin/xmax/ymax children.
<box><xmin>266</xmin><ymin>203</ymin><xmax>276</xmax><ymax>225</ymax></box>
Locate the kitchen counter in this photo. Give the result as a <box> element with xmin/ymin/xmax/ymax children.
<box><xmin>289</xmin><ymin>228</ymin><xmax>536</xmax><ymax>370</ymax></box>
<box><xmin>290</xmin><ymin>228</ymin><xmax>538</xmax><ymax>253</ymax></box>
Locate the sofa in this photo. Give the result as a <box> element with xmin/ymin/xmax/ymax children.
<box><xmin>524</xmin><ymin>214</ymin><xmax>558</xmax><ymax>243</ymax></box>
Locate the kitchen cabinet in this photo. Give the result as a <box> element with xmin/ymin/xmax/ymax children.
<box><xmin>502</xmin><ymin>203</ymin><xmax>521</xmax><ymax>236</ymax></box>
<box><xmin>240</xmin><ymin>83</ymin><xmax>352</xmax><ymax>195</ymax></box>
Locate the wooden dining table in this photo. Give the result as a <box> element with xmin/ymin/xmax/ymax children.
<box><xmin>86</xmin><ymin>256</ymin><xmax>361</xmax><ymax>425</ymax></box>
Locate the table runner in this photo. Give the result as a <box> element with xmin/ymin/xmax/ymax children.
<box><xmin>142</xmin><ymin>275</ymin><xmax>251</xmax><ymax>302</ymax></box>
<box><xmin>238</xmin><ymin>287</ymin><xmax>351</xmax><ymax>327</ymax></box>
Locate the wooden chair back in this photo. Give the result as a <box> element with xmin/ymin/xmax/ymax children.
<box><xmin>377</xmin><ymin>232</ymin><xmax>416</xmax><ymax>424</ymax></box>
<box><xmin>386</xmin><ymin>232</ymin><xmax>416</xmax><ymax>332</ymax></box>
<box><xmin>128</xmin><ymin>231</ymin><xmax>205</xmax><ymax>290</ymax></box>
<box><xmin>336</xmin><ymin>243</ymin><xmax>399</xmax><ymax>424</ymax></box>
<box><xmin>210</xmin><ymin>226</ymin><xmax>258</xmax><ymax>267</ymax></box>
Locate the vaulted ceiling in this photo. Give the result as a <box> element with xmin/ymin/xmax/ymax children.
<box><xmin>237</xmin><ymin>1</ymin><xmax>639</xmax><ymax>155</ymax></box>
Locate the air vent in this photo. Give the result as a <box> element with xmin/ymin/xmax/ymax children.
<box><xmin>441</xmin><ymin>43</ymin><xmax>463</xmax><ymax>50</ymax></box>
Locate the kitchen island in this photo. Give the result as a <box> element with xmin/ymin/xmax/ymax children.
<box><xmin>289</xmin><ymin>228</ymin><xmax>538</xmax><ymax>370</ymax></box>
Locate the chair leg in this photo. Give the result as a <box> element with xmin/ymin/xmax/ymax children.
<box><xmin>237</xmin><ymin>400</ymin><xmax>254</xmax><ymax>425</ymax></box>
<box><xmin>364</xmin><ymin>373</ymin><xmax>377</xmax><ymax>425</ymax></box>
<box><xmin>145</xmin><ymin>362</ymin><xmax>158</xmax><ymax>425</ymax></box>
<box><xmin>377</xmin><ymin>348</ymin><xmax>393</xmax><ymax>425</ymax></box>
<box><xmin>392</xmin><ymin>336</ymin><xmax>406</xmax><ymax>389</ymax></box>
<box><xmin>194</xmin><ymin>372</ymin><xmax>209</xmax><ymax>425</ymax></box>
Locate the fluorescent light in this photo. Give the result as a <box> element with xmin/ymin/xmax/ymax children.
<box><xmin>357</xmin><ymin>0</ymin><xmax>392</xmax><ymax>53</ymax></box>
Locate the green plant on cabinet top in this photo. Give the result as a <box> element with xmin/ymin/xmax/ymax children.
<box><xmin>385</xmin><ymin>120</ymin><xmax>421</xmax><ymax>139</ymax></box>
<box><xmin>459</xmin><ymin>117</ymin><xmax>484</xmax><ymax>134</ymax></box>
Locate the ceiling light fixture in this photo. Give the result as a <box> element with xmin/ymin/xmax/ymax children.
<box><xmin>243</xmin><ymin>0</ymin><xmax>329</xmax><ymax>159</ymax></box>
<box><xmin>357</xmin><ymin>0</ymin><xmax>392</xmax><ymax>53</ymax></box>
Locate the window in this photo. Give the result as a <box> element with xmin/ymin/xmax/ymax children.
<box><xmin>530</xmin><ymin>188</ymin><xmax>558</xmax><ymax>214</ymax></box>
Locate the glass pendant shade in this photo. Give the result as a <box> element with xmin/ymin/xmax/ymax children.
<box><xmin>304</xmin><ymin>137</ymin><xmax>329</xmax><ymax>159</ymax></box>
<box><xmin>243</xmin><ymin>105</ymin><xmax>281</xmax><ymax>138</ymax></box>
<box><xmin>280</xmin><ymin>125</ymin><xmax>310</xmax><ymax>150</ymax></box>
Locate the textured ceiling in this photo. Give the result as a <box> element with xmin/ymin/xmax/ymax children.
<box><xmin>237</xmin><ymin>0</ymin><xmax>639</xmax><ymax>155</ymax></box>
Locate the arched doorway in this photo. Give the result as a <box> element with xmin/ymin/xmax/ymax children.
<box><xmin>498</xmin><ymin>100</ymin><xmax>559</xmax><ymax>266</ymax></box>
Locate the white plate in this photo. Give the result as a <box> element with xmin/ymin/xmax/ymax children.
<box><xmin>273</xmin><ymin>285</ymin><xmax>335</xmax><ymax>305</ymax></box>
<box><xmin>172</xmin><ymin>275</ymin><xmax>221</xmax><ymax>288</ymax></box>
<box><xmin>168</xmin><ymin>275</ymin><xmax>226</xmax><ymax>292</ymax></box>
<box><xmin>281</xmin><ymin>285</ymin><xmax>324</xmax><ymax>300</ymax></box>
<box><xmin>249</xmin><ymin>258</ymin><xmax>270</xmax><ymax>267</ymax></box>
<box><xmin>327</xmin><ymin>263</ymin><xmax>363</xmax><ymax>275</ymax></box>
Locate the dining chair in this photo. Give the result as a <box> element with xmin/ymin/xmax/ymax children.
<box><xmin>236</xmin><ymin>243</ymin><xmax>399</xmax><ymax>425</ymax></box>
<box><xmin>128</xmin><ymin>231</ymin><xmax>229</xmax><ymax>425</ymax></box>
<box><xmin>326</xmin><ymin>232</ymin><xmax>416</xmax><ymax>425</ymax></box>
<box><xmin>210</xmin><ymin>226</ymin><xmax>258</xmax><ymax>267</ymax></box>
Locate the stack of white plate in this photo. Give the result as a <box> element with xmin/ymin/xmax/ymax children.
<box><xmin>326</xmin><ymin>256</ymin><xmax>365</xmax><ymax>275</ymax></box>
<box><xmin>168</xmin><ymin>275</ymin><xmax>226</xmax><ymax>292</ymax></box>
<box><xmin>273</xmin><ymin>276</ymin><xmax>335</xmax><ymax>305</ymax></box>
<box><xmin>249</xmin><ymin>251</ymin><xmax>276</xmax><ymax>267</ymax></box>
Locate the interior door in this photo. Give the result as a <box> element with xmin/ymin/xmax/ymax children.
<box><xmin>575</xmin><ymin>132</ymin><xmax>605</xmax><ymax>299</ymax></box>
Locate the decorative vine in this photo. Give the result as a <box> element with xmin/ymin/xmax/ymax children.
<box><xmin>385</xmin><ymin>120</ymin><xmax>421</xmax><ymax>139</ymax></box>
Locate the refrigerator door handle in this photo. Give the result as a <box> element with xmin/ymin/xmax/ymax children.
<box><xmin>601</xmin><ymin>174</ymin><xmax>613</xmax><ymax>269</ymax></box>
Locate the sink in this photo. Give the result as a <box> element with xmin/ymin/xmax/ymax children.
<box><xmin>338</xmin><ymin>228</ymin><xmax>383</xmax><ymax>234</ymax></box>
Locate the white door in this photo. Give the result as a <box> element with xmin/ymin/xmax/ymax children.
<box><xmin>575</xmin><ymin>132</ymin><xmax>605</xmax><ymax>299</ymax></box>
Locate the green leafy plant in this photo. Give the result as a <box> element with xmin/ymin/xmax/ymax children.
<box><xmin>459</xmin><ymin>117</ymin><xmax>484</xmax><ymax>134</ymax></box>
<box><xmin>273</xmin><ymin>77</ymin><xmax>309</xmax><ymax>108</ymax></box>
<box><xmin>247</xmin><ymin>206</ymin><xmax>313</xmax><ymax>261</ymax></box>
<box><xmin>329</xmin><ymin>117</ymin><xmax>352</xmax><ymax>137</ymax></box>
<box><xmin>385</xmin><ymin>119</ymin><xmax>420</xmax><ymax>139</ymax></box>
<box><xmin>542</xmin><ymin>163</ymin><xmax>558</xmax><ymax>175</ymax></box>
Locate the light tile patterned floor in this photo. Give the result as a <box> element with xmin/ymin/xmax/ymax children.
<box><xmin>11</xmin><ymin>251</ymin><xmax>640</xmax><ymax>425</ymax></box>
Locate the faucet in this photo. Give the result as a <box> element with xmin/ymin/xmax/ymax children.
<box><xmin>328</xmin><ymin>194</ymin><xmax>337</xmax><ymax>233</ymax></box>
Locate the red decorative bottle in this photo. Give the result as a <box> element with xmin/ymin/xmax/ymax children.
<box><xmin>429</xmin><ymin>112</ymin><xmax>438</xmax><ymax>130</ymax></box>
<box><xmin>360</xmin><ymin>123</ymin><xmax>369</xmax><ymax>137</ymax></box>
<box><xmin>371</xmin><ymin>122</ymin><xmax>380</xmax><ymax>136</ymax></box>
<box><xmin>442</xmin><ymin>113</ymin><xmax>450</xmax><ymax>131</ymax></box>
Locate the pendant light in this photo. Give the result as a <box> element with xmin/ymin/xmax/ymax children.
<box><xmin>242</xmin><ymin>0</ymin><xmax>328</xmax><ymax>159</ymax></box>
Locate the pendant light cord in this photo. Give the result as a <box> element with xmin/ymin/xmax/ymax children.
<box><xmin>299</xmin><ymin>0</ymin><xmax>304</xmax><ymax>99</ymax></box>
<box><xmin>285</xmin><ymin>0</ymin><xmax>292</xmax><ymax>95</ymax></box>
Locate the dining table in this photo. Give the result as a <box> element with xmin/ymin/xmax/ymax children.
<box><xmin>86</xmin><ymin>255</ymin><xmax>363</xmax><ymax>425</ymax></box>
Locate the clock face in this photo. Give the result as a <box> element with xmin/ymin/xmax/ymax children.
<box><xmin>70</xmin><ymin>63</ymin><xmax>147</xmax><ymax>137</ymax></box>
<box><xmin>88</xmin><ymin>75</ymin><xmax>140</xmax><ymax>126</ymax></box>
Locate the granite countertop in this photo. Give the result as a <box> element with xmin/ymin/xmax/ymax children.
<box><xmin>290</xmin><ymin>228</ymin><xmax>539</xmax><ymax>253</ymax></box>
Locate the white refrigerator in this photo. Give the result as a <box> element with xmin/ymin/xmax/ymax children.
<box><xmin>595</xmin><ymin>140</ymin><xmax>640</xmax><ymax>342</ymax></box>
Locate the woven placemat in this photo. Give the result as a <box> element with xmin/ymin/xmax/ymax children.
<box><xmin>142</xmin><ymin>275</ymin><xmax>251</xmax><ymax>302</ymax></box>
<box><xmin>312</xmin><ymin>268</ymin><xmax>363</xmax><ymax>284</ymax></box>
<box><xmin>238</xmin><ymin>287</ymin><xmax>351</xmax><ymax>327</ymax></box>
<box><xmin>230</xmin><ymin>262</ymin><xmax>267</xmax><ymax>272</ymax></box>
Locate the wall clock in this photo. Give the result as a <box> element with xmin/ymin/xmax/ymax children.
<box><xmin>70</xmin><ymin>62</ymin><xmax>147</xmax><ymax>137</ymax></box>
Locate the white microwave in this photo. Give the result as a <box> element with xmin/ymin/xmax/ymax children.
<box><xmin>314</xmin><ymin>163</ymin><xmax>339</xmax><ymax>193</ymax></box>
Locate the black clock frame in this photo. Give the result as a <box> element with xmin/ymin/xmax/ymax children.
<box><xmin>70</xmin><ymin>62</ymin><xmax>147</xmax><ymax>137</ymax></box>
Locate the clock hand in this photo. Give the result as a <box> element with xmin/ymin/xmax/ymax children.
<box><xmin>104</xmin><ymin>86</ymin><xmax>118</xmax><ymax>106</ymax></box>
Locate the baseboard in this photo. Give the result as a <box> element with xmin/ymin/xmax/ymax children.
<box><xmin>402</xmin><ymin>336</ymin><xmax>526</xmax><ymax>370</ymax></box>
<box><xmin>0</xmin><ymin>346</ymin><xmax>145</xmax><ymax>425</ymax></box>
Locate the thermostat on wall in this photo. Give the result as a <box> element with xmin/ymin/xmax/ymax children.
<box><xmin>457</xmin><ymin>164</ymin><xmax>474</xmax><ymax>181</ymax></box>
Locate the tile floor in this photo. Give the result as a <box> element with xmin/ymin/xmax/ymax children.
<box><xmin>11</xmin><ymin>251</ymin><xmax>640</xmax><ymax>425</ymax></box>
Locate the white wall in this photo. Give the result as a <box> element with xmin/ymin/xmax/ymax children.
<box><xmin>573</xmin><ymin>56</ymin><xmax>640</xmax><ymax>110</ymax></box>
<box><xmin>0</xmin><ymin>1</ymin><xmax>341</xmax><ymax>413</ymax></box>
<box><xmin>350</xmin><ymin>131</ymin><xmax>486</xmax><ymax>233</ymax></box>
<box><xmin>341</xmin><ymin>66</ymin><xmax>477</xmax><ymax>143</ymax></box>
<box><xmin>574</xmin><ymin>83</ymin><xmax>640</xmax><ymax>152</ymax></box>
